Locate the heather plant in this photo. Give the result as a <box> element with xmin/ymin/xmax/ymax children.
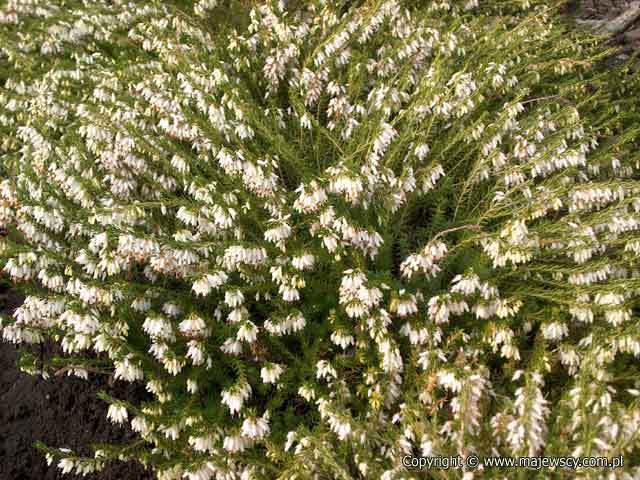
<box><xmin>1</xmin><ymin>0</ymin><xmax>640</xmax><ymax>478</ymax></box>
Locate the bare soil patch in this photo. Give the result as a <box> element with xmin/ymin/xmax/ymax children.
<box><xmin>0</xmin><ymin>286</ymin><xmax>153</xmax><ymax>480</ymax></box>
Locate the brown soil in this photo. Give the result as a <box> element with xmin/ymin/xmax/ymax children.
<box><xmin>567</xmin><ymin>0</ymin><xmax>640</xmax><ymax>51</ymax></box>
<box><xmin>574</xmin><ymin>0</ymin><xmax>634</xmax><ymax>18</ymax></box>
<box><xmin>0</xmin><ymin>287</ymin><xmax>154</xmax><ymax>480</ymax></box>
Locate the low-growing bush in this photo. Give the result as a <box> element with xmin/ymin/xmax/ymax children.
<box><xmin>1</xmin><ymin>0</ymin><xmax>640</xmax><ymax>478</ymax></box>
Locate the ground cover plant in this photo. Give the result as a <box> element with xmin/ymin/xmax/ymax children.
<box><xmin>1</xmin><ymin>0</ymin><xmax>640</xmax><ymax>478</ymax></box>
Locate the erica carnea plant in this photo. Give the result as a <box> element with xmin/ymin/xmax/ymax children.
<box><xmin>1</xmin><ymin>0</ymin><xmax>640</xmax><ymax>478</ymax></box>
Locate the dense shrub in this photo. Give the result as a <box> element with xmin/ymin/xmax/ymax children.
<box><xmin>1</xmin><ymin>0</ymin><xmax>640</xmax><ymax>478</ymax></box>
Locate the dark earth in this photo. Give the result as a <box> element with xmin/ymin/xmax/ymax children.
<box><xmin>1</xmin><ymin>1</ymin><xmax>639</xmax><ymax>479</ymax></box>
<box><xmin>565</xmin><ymin>0</ymin><xmax>640</xmax><ymax>51</ymax></box>
<box><xmin>0</xmin><ymin>287</ymin><xmax>154</xmax><ymax>480</ymax></box>
<box><xmin>570</xmin><ymin>0</ymin><xmax>635</xmax><ymax>17</ymax></box>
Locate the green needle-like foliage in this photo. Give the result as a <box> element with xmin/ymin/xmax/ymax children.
<box><xmin>1</xmin><ymin>0</ymin><xmax>639</xmax><ymax>478</ymax></box>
